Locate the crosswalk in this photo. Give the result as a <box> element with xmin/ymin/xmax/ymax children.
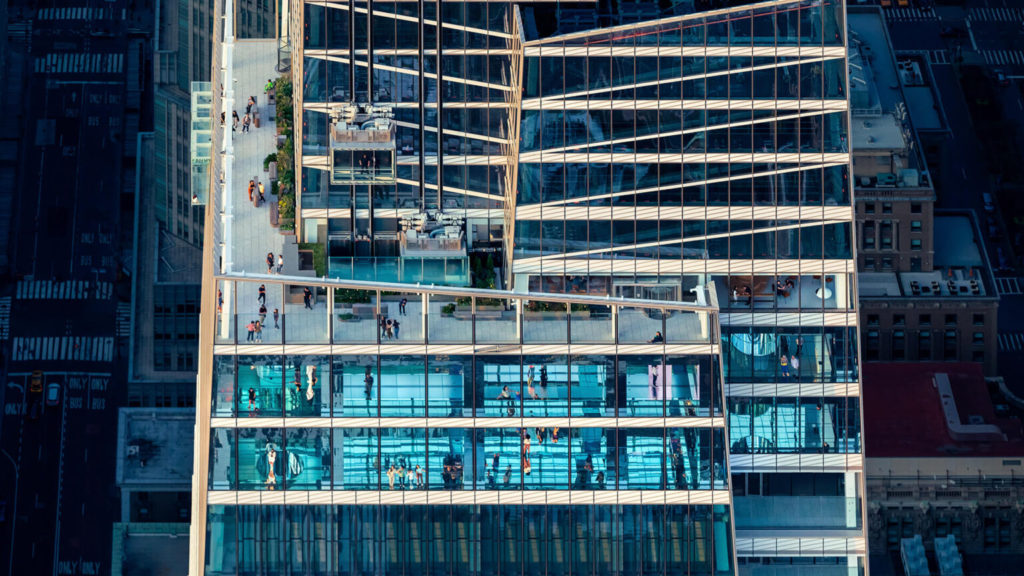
<box><xmin>11</xmin><ymin>336</ymin><xmax>115</xmax><ymax>363</ymax></box>
<box><xmin>996</xmin><ymin>277</ymin><xmax>1023</xmax><ymax>295</ymax></box>
<box><xmin>999</xmin><ymin>333</ymin><xmax>1024</xmax><ymax>352</ymax></box>
<box><xmin>968</xmin><ymin>7</ymin><xmax>1024</xmax><ymax>22</ymax></box>
<box><xmin>33</xmin><ymin>53</ymin><xmax>124</xmax><ymax>75</ymax></box>
<box><xmin>884</xmin><ymin>7</ymin><xmax>938</xmax><ymax>22</ymax></box>
<box><xmin>0</xmin><ymin>297</ymin><xmax>10</xmax><ymax>341</ymax></box>
<box><xmin>35</xmin><ymin>7</ymin><xmax>124</xmax><ymax>20</ymax></box>
<box><xmin>16</xmin><ymin>280</ymin><xmax>114</xmax><ymax>301</ymax></box>
<box><xmin>981</xmin><ymin>51</ymin><xmax>1024</xmax><ymax>66</ymax></box>
<box><xmin>116</xmin><ymin>302</ymin><xmax>131</xmax><ymax>339</ymax></box>
<box><xmin>929</xmin><ymin>50</ymin><xmax>950</xmax><ymax>65</ymax></box>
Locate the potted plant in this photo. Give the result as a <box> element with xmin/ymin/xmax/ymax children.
<box><xmin>441</xmin><ymin>303</ymin><xmax>456</xmax><ymax>317</ymax></box>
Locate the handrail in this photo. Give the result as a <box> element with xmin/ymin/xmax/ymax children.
<box><xmin>216</xmin><ymin>271</ymin><xmax>720</xmax><ymax>312</ymax></box>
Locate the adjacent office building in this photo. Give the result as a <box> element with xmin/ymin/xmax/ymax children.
<box><xmin>190</xmin><ymin>0</ymin><xmax>866</xmax><ymax>574</ymax></box>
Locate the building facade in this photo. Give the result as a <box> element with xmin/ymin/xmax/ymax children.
<box><xmin>846</xmin><ymin>9</ymin><xmax>998</xmax><ymax>376</ymax></box>
<box><xmin>189</xmin><ymin>0</ymin><xmax>867</xmax><ymax>574</ymax></box>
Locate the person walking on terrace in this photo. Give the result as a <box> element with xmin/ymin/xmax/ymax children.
<box><xmin>242</xmin><ymin>113</ymin><xmax>251</xmax><ymax>133</ymax></box>
<box><xmin>266</xmin><ymin>253</ymin><xmax>274</xmax><ymax>274</ymax></box>
<box><xmin>258</xmin><ymin>181</ymin><xmax>265</xmax><ymax>205</ymax></box>
<box><xmin>276</xmin><ymin>254</ymin><xmax>283</xmax><ymax>274</ymax></box>
<box><xmin>258</xmin><ymin>283</ymin><xmax>266</xmax><ymax>305</ymax></box>
<box><xmin>248</xmin><ymin>179</ymin><xmax>255</xmax><ymax>202</ymax></box>
<box><xmin>303</xmin><ymin>286</ymin><xmax>313</xmax><ymax>309</ymax></box>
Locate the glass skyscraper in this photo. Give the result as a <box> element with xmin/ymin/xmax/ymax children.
<box><xmin>190</xmin><ymin>0</ymin><xmax>865</xmax><ymax>574</ymax></box>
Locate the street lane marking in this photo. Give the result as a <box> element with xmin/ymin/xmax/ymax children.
<box><xmin>0</xmin><ymin>296</ymin><xmax>10</xmax><ymax>340</ymax></box>
<box><xmin>11</xmin><ymin>336</ymin><xmax>114</xmax><ymax>362</ymax></box>
<box><xmin>885</xmin><ymin>7</ymin><xmax>938</xmax><ymax>21</ymax></box>
<box><xmin>968</xmin><ymin>7</ymin><xmax>1024</xmax><ymax>22</ymax></box>
<box><xmin>15</xmin><ymin>280</ymin><xmax>112</xmax><ymax>300</ymax></box>
<box><xmin>996</xmin><ymin>277</ymin><xmax>1022</xmax><ymax>295</ymax></box>
<box><xmin>999</xmin><ymin>333</ymin><xmax>1024</xmax><ymax>352</ymax></box>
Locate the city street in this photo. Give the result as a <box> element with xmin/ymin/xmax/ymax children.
<box><xmin>0</xmin><ymin>1</ymin><xmax>135</xmax><ymax>574</ymax></box>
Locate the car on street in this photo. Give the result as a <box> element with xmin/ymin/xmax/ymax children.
<box><xmin>30</xmin><ymin>370</ymin><xmax>43</xmax><ymax>395</ymax></box>
<box><xmin>45</xmin><ymin>383</ymin><xmax>61</xmax><ymax>407</ymax></box>
<box><xmin>28</xmin><ymin>399</ymin><xmax>42</xmax><ymax>420</ymax></box>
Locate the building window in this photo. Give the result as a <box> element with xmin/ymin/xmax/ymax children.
<box><xmin>944</xmin><ymin>330</ymin><xmax>958</xmax><ymax>360</ymax></box>
<box><xmin>893</xmin><ymin>331</ymin><xmax>906</xmax><ymax>359</ymax></box>
<box><xmin>867</xmin><ymin>314</ymin><xmax>880</xmax><ymax>326</ymax></box>
<box><xmin>894</xmin><ymin>314</ymin><xmax>905</xmax><ymax>326</ymax></box>
<box><xmin>865</xmin><ymin>257</ymin><xmax>876</xmax><ymax>268</ymax></box>
<box><xmin>911</xmin><ymin>203</ymin><xmax>922</xmax><ymax>214</ymax></box>
<box><xmin>911</xmin><ymin>238</ymin><xmax>922</xmax><ymax>250</ymax></box>
<box><xmin>882</xmin><ymin>257</ymin><xmax>893</xmax><ymax>269</ymax></box>
<box><xmin>882</xmin><ymin>202</ymin><xmax>893</xmax><ymax>214</ymax></box>
<box><xmin>945</xmin><ymin>314</ymin><xmax>958</xmax><ymax>326</ymax></box>
<box><xmin>918</xmin><ymin>331</ymin><xmax>932</xmax><ymax>360</ymax></box>
<box><xmin>911</xmin><ymin>220</ymin><xmax>922</xmax><ymax>232</ymax></box>
<box><xmin>867</xmin><ymin>330</ymin><xmax>880</xmax><ymax>361</ymax></box>
<box><xmin>973</xmin><ymin>314</ymin><xmax>984</xmax><ymax>325</ymax></box>
<box><xmin>865</xmin><ymin>203</ymin><xmax>876</xmax><ymax>214</ymax></box>
<box><xmin>920</xmin><ymin>314</ymin><xmax>931</xmax><ymax>326</ymax></box>
<box><xmin>973</xmin><ymin>350</ymin><xmax>986</xmax><ymax>363</ymax></box>
<box><xmin>973</xmin><ymin>331</ymin><xmax>985</xmax><ymax>344</ymax></box>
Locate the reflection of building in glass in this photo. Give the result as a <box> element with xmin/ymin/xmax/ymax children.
<box><xmin>189</xmin><ymin>0</ymin><xmax>866</xmax><ymax>574</ymax></box>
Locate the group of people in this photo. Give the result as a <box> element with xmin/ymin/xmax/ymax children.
<box><xmin>778</xmin><ymin>335</ymin><xmax>804</xmax><ymax>381</ymax></box>
<box><xmin>249</xmin><ymin>179</ymin><xmax>267</xmax><ymax>207</ymax></box>
<box><xmin>495</xmin><ymin>365</ymin><xmax>550</xmax><ymax>416</ymax></box>
<box><xmin>245</xmin><ymin>283</ymin><xmax>280</xmax><ymax>342</ymax></box>
<box><xmin>379</xmin><ymin>315</ymin><xmax>401</xmax><ymax>340</ymax></box>
<box><xmin>220</xmin><ymin>95</ymin><xmax>260</xmax><ymax>133</ymax></box>
<box><xmin>265</xmin><ymin>252</ymin><xmax>283</xmax><ymax>274</ymax></box>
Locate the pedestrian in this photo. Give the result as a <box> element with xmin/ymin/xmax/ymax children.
<box><xmin>248</xmin><ymin>387</ymin><xmax>257</xmax><ymax>412</ymax></box>
<box><xmin>246</xmin><ymin>96</ymin><xmax>253</xmax><ymax>115</ymax></box>
<box><xmin>248</xmin><ymin>180</ymin><xmax>255</xmax><ymax>202</ymax></box>
<box><xmin>392</xmin><ymin>318</ymin><xmax>400</xmax><ymax>340</ymax></box>
<box><xmin>794</xmin><ymin>336</ymin><xmax>803</xmax><ymax>357</ymax></box>
<box><xmin>246</xmin><ymin>320</ymin><xmax>255</xmax><ymax>342</ymax></box>
<box><xmin>273</xmin><ymin>308</ymin><xmax>280</xmax><ymax>329</ymax></box>
<box><xmin>258</xmin><ymin>181</ymin><xmax>265</xmax><ymax>204</ymax></box>
<box><xmin>415</xmin><ymin>464</ymin><xmax>423</xmax><ymax>488</ymax></box>
<box><xmin>232</xmin><ymin>110</ymin><xmax>239</xmax><ymax>132</ymax></box>
<box><xmin>492</xmin><ymin>453</ymin><xmax>499</xmax><ymax>471</ymax></box>
<box><xmin>220</xmin><ymin>111</ymin><xmax>225</xmax><ymax>125</ymax></box>
<box><xmin>779</xmin><ymin>354</ymin><xmax>790</xmax><ymax>380</ymax></box>
<box><xmin>264</xmin><ymin>78</ymin><xmax>274</xmax><ymax>94</ymax></box>
<box><xmin>384</xmin><ymin>318</ymin><xmax>394</xmax><ymax>340</ymax></box>
<box><xmin>276</xmin><ymin>254</ymin><xmax>283</xmax><ymax>274</ymax></box>
<box><xmin>503</xmin><ymin>464</ymin><xmax>512</xmax><ymax>487</ymax></box>
<box><xmin>266</xmin><ymin>253</ymin><xmax>274</xmax><ymax>274</ymax></box>
<box><xmin>379</xmin><ymin>316</ymin><xmax>389</xmax><ymax>340</ymax></box>
<box><xmin>406</xmin><ymin>465</ymin><xmax>415</xmax><ymax>489</ymax></box>
<box><xmin>217</xmin><ymin>289</ymin><xmax>223</xmax><ymax>314</ymax></box>
<box><xmin>254</xmin><ymin>320</ymin><xmax>263</xmax><ymax>342</ymax></box>
<box><xmin>790</xmin><ymin>354</ymin><xmax>800</xmax><ymax>380</ymax></box>
<box><xmin>258</xmin><ymin>283</ymin><xmax>266</xmax><ymax>305</ymax></box>
<box><xmin>387</xmin><ymin>465</ymin><xmax>396</xmax><ymax>490</ymax></box>
<box><xmin>242</xmin><ymin>113</ymin><xmax>251</xmax><ymax>133</ymax></box>
<box><xmin>399</xmin><ymin>297</ymin><xmax>407</xmax><ymax>315</ymax></box>
<box><xmin>259</xmin><ymin>304</ymin><xmax>267</xmax><ymax>326</ymax></box>
<box><xmin>397</xmin><ymin>463</ymin><xmax>406</xmax><ymax>489</ymax></box>
<box><xmin>363</xmin><ymin>366</ymin><xmax>374</xmax><ymax>401</ymax></box>
<box><xmin>303</xmin><ymin>286</ymin><xmax>313</xmax><ymax>309</ymax></box>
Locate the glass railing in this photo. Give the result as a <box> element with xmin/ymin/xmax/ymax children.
<box><xmin>214</xmin><ymin>278</ymin><xmax>718</xmax><ymax>348</ymax></box>
<box><xmin>328</xmin><ymin>256</ymin><xmax>470</xmax><ymax>286</ymax></box>
<box><xmin>208</xmin><ymin>426</ymin><xmax>728</xmax><ymax>491</ymax></box>
<box><xmin>733</xmin><ymin>495</ymin><xmax>863</xmax><ymax>531</ymax></box>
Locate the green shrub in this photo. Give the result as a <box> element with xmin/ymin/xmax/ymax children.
<box><xmin>441</xmin><ymin>303</ymin><xmax>457</xmax><ymax>315</ymax></box>
<box><xmin>263</xmin><ymin>152</ymin><xmax>277</xmax><ymax>171</ymax></box>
